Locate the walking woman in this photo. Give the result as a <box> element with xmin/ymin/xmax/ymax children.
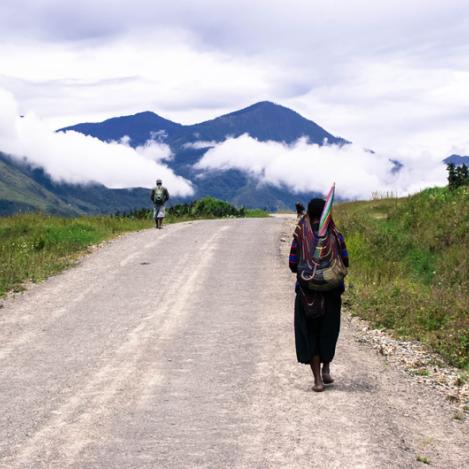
<box><xmin>289</xmin><ymin>198</ymin><xmax>349</xmax><ymax>392</ymax></box>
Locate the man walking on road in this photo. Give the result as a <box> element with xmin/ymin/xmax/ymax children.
<box><xmin>150</xmin><ymin>179</ymin><xmax>170</xmax><ymax>229</ymax></box>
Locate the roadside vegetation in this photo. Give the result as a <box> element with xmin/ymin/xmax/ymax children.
<box><xmin>0</xmin><ymin>214</ymin><xmax>152</xmax><ymax>297</ymax></box>
<box><xmin>334</xmin><ymin>186</ymin><xmax>469</xmax><ymax>369</ymax></box>
<box><xmin>0</xmin><ymin>197</ymin><xmax>268</xmax><ymax>298</ymax></box>
<box><xmin>119</xmin><ymin>196</ymin><xmax>269</xmax><ymax>220</ymax></box>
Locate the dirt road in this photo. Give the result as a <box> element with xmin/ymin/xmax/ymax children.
<box><xmin>0</xmin><ymin>218</ymin><xmax>467</xmax><ymax>468</ymax></box>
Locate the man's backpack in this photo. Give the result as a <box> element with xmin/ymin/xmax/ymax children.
<box><xmin>153</xmin><ymin>187</ymin><xmax>165</xmax><ymax>204</ymax></box>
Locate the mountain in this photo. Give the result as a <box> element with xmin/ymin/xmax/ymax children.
<box><xmin>0</xmin><ymin>153</ymin><xmax>149</xmax><ymax>216</ymax></box>
<box><xmin>444</xmin><ymin>154</ymin><xmax>469</xmax><ymax>166</ymax></box>
<box><xmin>172</xmin><ymin>101</ymin><xmax>348</xmax><ymax>146</ymax></box>
<box><xmin>58</xmin><ymin>101</ymin><xmax>346</xmax><ymax>210</ymax></box>
<box><xmin>1</xmin><ymin>102</ymin><xmax>348</xmax><ymax>215</ymax></box>
<box><xmin>60</xmin><ymin>111</ymin><xmax>182</xmax><ymax>147</ymax></box>
<box><xmin>60</xmin><ymin>101</ymin><xmax>347</xmax><ymax>148</ymax></box>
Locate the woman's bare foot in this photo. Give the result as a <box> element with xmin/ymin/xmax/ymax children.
<box><xmin>322</xmin><ymin>373</ymin><xmax>334</xmax><ymax>384</ymax></box>
<box><xmin>310</xmin><ymin>356</ymin><xmax>325</xmax><ymax>392</ymax></box>
<box><xmin>322</xmin><ymin>363</ymin><xmax>334</xmax><ymax>384</ymax></box>
<box><xmin>312</xmin><ymin>381</ymin><xmax>325</xmax><ymax>392</ymax></box>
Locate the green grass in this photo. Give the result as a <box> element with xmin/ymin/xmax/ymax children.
<box><xmin>244</xmin><ymin>208</ymin><xmax>270</xmax><ymax>218</ymax></box>
<box><xmin>335</xmin><ymin>186</ymin><xmax>469</xmax><ymax>369</ymax></box>
<box><xmin>0</xmin><ymin>213</ymin><xmax>153</xmax><ymax>297</ymax></box>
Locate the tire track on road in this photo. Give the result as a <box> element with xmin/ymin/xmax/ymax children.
<box><xmin>8</xmin><ymin>224</ymin><xmax>230</xmax><ymax>468</ymax></box>
<box><xmin>0</xmin><ymin>224</ymin><xmax>187</xmax><ymax>365</ymax></box>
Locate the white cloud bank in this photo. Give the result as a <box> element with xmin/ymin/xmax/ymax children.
<box><xmin>1</xmin><ymin>0</ymin><xmax>469</xmax><ymax>152</ymax></box>
<box><xmin>195</xmin><ymin>134</ymin><xmax>448</xmax><ymax>199</ymax></box>
<box><xmin>0</xmin><ymin>89</ymin><xmax>193</xmax><ymax>195</ymax></box>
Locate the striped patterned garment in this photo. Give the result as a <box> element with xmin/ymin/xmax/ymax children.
<box><xmin>289</xmin><ymin>222</ymin><xmax>349</xmax><ymax>291</ymax></box>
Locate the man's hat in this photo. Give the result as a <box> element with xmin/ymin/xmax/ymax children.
<box><xmin>156</xmin><ymin>179</ymin><xmax>162</xmax><ymax>184</ymax></box>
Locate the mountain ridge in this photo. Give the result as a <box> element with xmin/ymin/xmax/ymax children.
<box><xmin>3</xmin><ymin>101</ymin><xmax>356</xmax><ymax>214</ymax></box>
<box><xmin>59</xmin><ymin>101</ymin><xmax>348</xmax><ymax>147</ymax></box>
<box><xmin>443</xmin><ymin>154</ymin><xmax>469</xmax><ymax>166</ymax></box>
<box><xmin>59</xmin><ymin>111</ymin><xmax>183</xmax><ymax>147</ymax></box>
<box><xmin>53</xmin><ymin>101</ymin><xmax>347</xmax><ymax>210</ymax></box>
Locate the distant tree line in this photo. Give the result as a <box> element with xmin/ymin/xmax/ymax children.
<box><xmin>115</xmin><ymin>197</ymin><xmax>246</xmax><ymax>219</ymax></box>
<box><xmin>447</xmin><ymin>163</ymin><xmax>469</xmax><ymax>190</ymax></box>
<box><xmin>169</xmin><ymin>197</ymin><xmax>246</xmax><ymax>218</ymax></box>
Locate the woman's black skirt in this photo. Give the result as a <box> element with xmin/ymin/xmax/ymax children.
<box><xmin>294</xmin><ymin>289</ymin><xmax>342</xmax><ymax>364</ymax></box>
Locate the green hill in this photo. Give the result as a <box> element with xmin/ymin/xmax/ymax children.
<box><xmin>335</xmin><ymin>186</ymin><xmax>469</xmax><ymax>368</ymax></box>
<box><xmin>0</xmin><ymin>153</ymin><xmax>151</xmax><ymax>216</ymax></box>
<box><xmin>0</xmin><ymin>156</ymin><xmax>80</xmax><ymax>216</ymax></box>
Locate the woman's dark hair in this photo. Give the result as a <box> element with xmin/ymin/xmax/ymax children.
<box><xmin>307</xmin><ymin>198</ymin><xmax>325</xmax><ymax>220</ymax></box>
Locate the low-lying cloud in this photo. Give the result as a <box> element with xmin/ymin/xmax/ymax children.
<box><xmin>0</xmin><ymin>89</ymin><xmax>193</xmax><ymax>195</ymax></box>
<box><xmin>182</xmin><ymin>140</ymin><xmax>217</xmax><ymax>150</ymax></box>
<box><xmin>195</xmin><ymin>134</ymin><xmax>447</xmax><ymax>199</ymax></box>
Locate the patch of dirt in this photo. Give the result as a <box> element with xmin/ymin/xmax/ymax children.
<box><xmin>348</xmin><ymin>314</ymin><xmax>469</xmax><ymax>410</ymax></box>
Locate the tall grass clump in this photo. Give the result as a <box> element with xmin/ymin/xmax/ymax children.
<box><xmin>335</xmin><ymin>186</ymin><xmax>469</xmax><ymax>368</ymax></box>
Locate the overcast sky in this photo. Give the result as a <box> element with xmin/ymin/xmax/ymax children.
<box><xmin>0</xmin><ymin>0</ymin><xmax>468</xmax><ymax>155</ymax></box>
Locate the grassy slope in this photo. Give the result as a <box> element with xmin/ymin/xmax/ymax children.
<box><xmin>334</xmin><ymin>186</ymin><xmax>469</xmax><ymax>368</ymax></box>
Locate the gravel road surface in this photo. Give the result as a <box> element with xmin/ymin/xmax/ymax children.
<box><xmin>0</xmin><ymin>217</ymin><xmax>467</xmax><ymax>468</ymax></box>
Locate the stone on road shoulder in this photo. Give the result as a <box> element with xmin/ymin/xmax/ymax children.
<box><xmin>0</xmin><ymin>218</ymin><xmax>467</xmax><ymax>468</ymax></box>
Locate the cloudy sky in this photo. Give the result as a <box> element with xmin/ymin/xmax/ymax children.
<box><xmin>0</xmin><ymin>0</ymin><xmax>468</xmax><ymax>195</ymax></box>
